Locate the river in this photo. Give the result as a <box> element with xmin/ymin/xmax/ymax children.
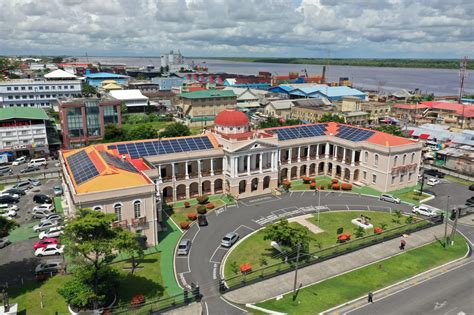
<box><xmin>76</xmin><ymin>56</ymin><xmax>473</xmax><ymax>96</ymax></box>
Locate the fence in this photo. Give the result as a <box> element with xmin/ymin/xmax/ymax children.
<box><xmin>0</xmin><ymin>169</ymin><xmax>61</xmax><ymax>185</ymax></box>
<box><xmin>220</xmin><ymin>216</ymin><xmax>442</xmax><ymax>292</ymax></box>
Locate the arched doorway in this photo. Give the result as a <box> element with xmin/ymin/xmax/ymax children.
<box><xmin>353</xmin><ymin>169</ymin><xmax>360</xmax><ymax>182</ymax></box>
<box><xmin>202</xmin><ymin>180</ymin><xmax>211</xmax><ymax>195</ymax></box>
<box><xmin>335</xmin><ymin>165</ymin><xmax>342</xmax><ymax>178</ymax></box>
<box><xmin>344</xmin><ymin>168</ymin><xmax>351</xmax><ymax>181</ymax></box>
<box><xmin>280</xmin><ymin>168</ymin><xmax>288</xmax><ymax>182</ymax></box>
<box><xmin>251</xmin><ymin>178</ymin><xmax>259</xmax><ymax>192</ymax></box>
<box><xmin>318</xmin><ymin>162</ymin><xmax>324</xmax><ymax>175</ymax></box>
<box><xmin>290</xmin><ymin>166</ymin><xmax>298</xmax><ymax>179</ymax></box>
<box><xmin>162</xmin><ymin>186</ymin><xmax>173</xmax><ymax>202</ymax></box>
<box><xmin>190</xmin><ymin>182</ymin><xmax>199</xmax><ymax>197</ymax></box>
<box><xmin>214</xmin><ymin>179</ymin><xmax>223</xmax><ymax>193</ymax></box>
<box><xmin>309</xmin><ymin>163</ymin><xmax>316</xmax><ymax>176</ymax></box>
<box><xmin>239</xmin><ymin>180</ymin><xmax>246</xmax><ymax>194</ymax></box>
<box><xmin>263</xmin><ymin>176</ymin><xmax>271</xmax><ymax>190</ymax></box>
<box><xmin>176</xmin><ymin>184</ymin><xmax>186</xmax><ymax>200</ymax></box>
<box><xmin>225</xmin><ymin>180</ymin><xmax>231</xmax><ymax>193</ymax></box>
<box><xmin>300</xmin><ymin>165</ymin><xmax>307</xmax><ymax>177</ymax></box>
<box><xmin>327</xmin><ymin>162</ymin><xmax>333</xmax><ymax>176</ymax></box>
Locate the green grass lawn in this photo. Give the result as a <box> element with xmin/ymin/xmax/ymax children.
<box><xmin>53</xmin><ymin>196</ymin><xmax>63</xmax><ymax>214</ymax></box>
<box><xmin>224</xmin><ymin>211</ymin><xmax>420</xmax><ymax>278</ymax></box>
<box><xmin>256</xmin><ymin>235</ymin><xmax>468</xmax><ymax>315</ymax></box>
<box><xmin>9</xmin><ymin>252</ymin><xmax>166</xmax><ymax>314</ymax></box>
<box><xmin>446</xmin><ymin>175</ymin><xmax>473</xmax><ymax>186</ymax></box>
<box><xmin>122</xmin><ymin>120</ymin><xmax>174</xmax><ymax>133</ymax></box>
<box><xmin>8</xmin><ymin>221</ymin><xmax>38</xmax><ymax>243</ymax></box>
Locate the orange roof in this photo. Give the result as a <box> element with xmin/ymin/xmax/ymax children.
<box><xmin>393</xmin><ymin>103</ymin><xmax>430</xmax><ymax>110</ymax></box>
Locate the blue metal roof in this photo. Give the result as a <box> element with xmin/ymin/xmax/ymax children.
<box><xmin>85</xmin><ymin>72</ymin><xmax>129</xmax><ymax>79</ymax></box>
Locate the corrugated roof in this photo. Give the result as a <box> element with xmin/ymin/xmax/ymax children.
<box><xmin>85</xmin><ymin>72</ymin><xmax>129</xmax><ymax>79</ymax></box>
<box><xmin>179</xmin><ymin>90</ymin><xmax>236</xmax><ymax>99</ymax></box>
<box><xmin>109</xmin><ymin>89</ymin><xmax>148</xmax><ymax>101</ymax></box>
<box><xmin>0</xmin><ymin>107</ymin><xmax>49</xmax><ymax>121</ymax></box>
<box><xmin>44</xmin><ymin>69</ymin><xmax>77</xmax><ymax>79</ymax></box>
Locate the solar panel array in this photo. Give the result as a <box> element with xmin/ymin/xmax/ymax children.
<box><xmin>269</xmin><ymin>124</ymin><xmax>327</xmax><ymax>141</ymax></box>
<box><xmin>99</xmin><ymin>151</ymin><xmax>138</xmax><ymax>173</ymax></box>
<box><xmin>66</xmin><ymin>150</ymin><xmax>99</xmax><ymax>185</ymax></box>
<box><xmin>336</xmin><ymin>125</ymin><xmax>375</xmax><ymax>142</ymax></box>
<box><xmin>107</xmin><ymin>136</ymin><xmax>214</xmax><ymax>159</ymax></box>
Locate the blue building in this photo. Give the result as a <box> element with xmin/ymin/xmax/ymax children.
<box><xmin>268</xmin><ymin>84</ymin><xmax>367</xmax><ymax>102</ymax></box>
<box><xmin>85</xmin><ymin>72</ymin><xmax>130</xmax><ymax>87</ymax></box>
<box><xmin>151</xmin><ymin>76</ymin><xmax>184</xmax><ymax>91</ymax></box>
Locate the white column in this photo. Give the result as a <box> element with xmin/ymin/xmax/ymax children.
<box><xmin>235</xmin><ymin>157</ymin><xmax>239</xmax><ymax>175</ymax></box>
<box><xmin>198</xmin><ymin>160</ymin><xmax>202</xmax><ymax>178</ymax></box>
<box><xmin>157</xmin><ymin>164</ymin><xmax>162</xmax><ymax>179</ymax></box>
<box><xmin>288</xmin><ymin>148</ymin><xmax>292</xmax><ymax>164</ymax></box>
<box><xmin>259</xmin><ymin>153</ymin><xmax>263</xmax><ymax>173</ymax></box>
<box><xmin>316</xmin><ymin>144</ymin><xmax>320</xmax><ymax>159</ymax></box>
<box><xmin>185</xmin><ymin>161</ymin><xmax>189</xmax><ymax>179</ymax></box>
<box><xmin>351</xmin><ymin>150</ymin><xmax>356</xmax><ymax>166</ymax></box>
<box><xmin>333</xmin><ymin>145</ymin><xmax>337</xmax><ymax>161</ymax></box>
<box><xmin>307</xmin><ymin>145</ymin><xmax>311</xmax><ymax>161</ymax></box>
<box><xmin>171</xmin><ymin>163</ymin><xmax>176</xmax><ymax>180</ymax></box>
<box><xmin>342</xmin><ymin>148</ymin><xmax>346</xmax><ymax>164</ymax></box>
<box><xmin>297</xmin><ymin>147</ymin><xmax>301</xmax><ymax>162</ymax></box>
<box><xmin>271</xmin><ymin>152</ymin><xmax>275</xmax><ymax>171</ymax></box>
<box><xmin>210</xmin><ymin>158</ymin><xmax>214</xmax><ymax>176</ymax></box>
<box><xmin>247</xmin><ymin>154</ymin><xmax>251</xmax><ymax>175</ymax></box>
<box><xmin>325</xmin><ymin>143</ymin><xmax>329</xmax><ymax>158</ymax></box>
<box><xmin>223</xmin><ymin>157</ymin><xmax>227</xmax><ymax>174</ymax></box>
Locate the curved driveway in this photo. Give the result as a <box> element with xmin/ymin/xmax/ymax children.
<box><xmin>174</xmin><ymin>191</ymin><xmax>413</xmax><ymax>314</ymax></box>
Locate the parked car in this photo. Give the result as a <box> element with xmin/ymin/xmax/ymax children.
<box><xmin>465</xmin><ymin>197</ymin><xmax>474</xmax><ymax>206</ymax></box>
<box><xmin>34</xmin><ymin>237</ymin><xmax>59</xmax><ymax>250</ymax></box>
<box><xmin>412</xmin><ymin>205</ymin><xmax>438</xmax><ymax>217</ymax></box>
<box><xmin>41</xmin><ymin>214</ymin><xmax>62</xmax><ymax>224</ymax></box>
<box><xmin>33</xmin><ymin>204</ymin><xmax>55</xmax><ymax>213</ymax></box>
<box><xmin>0</xmin><ymin>237</ymin><xmax>11</xmax><ymax>249</ymax></box>
<box><xmin>12</xmin><ymin>156</ymin><xmax>26</xmax><ymax>166</ymax></box>
<box><xmin>197</xmin><ymin>215</ymin><xmax>208</xmax><ymax>226</ymax></box>
<box><xmin>221</xmin><ymin>232</ymin><xmax>239</xmax><ymax>248</ymax></box>
<box><xmin>20</xmin><ymin>166</ymin><xmax>40</xmax><ymax>173</ymax></box>
<box><xmin>0</xmin><ymin>204</ymin><xmax>18</xmax><ymax>212</ymax></box>
<box><xmin>28</xmin><ymin>158</ymin><xmax>47</xmax><ymax>167</ymax></box>
<box><xmin>0</xmin><ymin>193</ymin><xmax>19</xmax><ymax>200</ymax></box>
<box><xmin>2</xmin><ymin>188</ymin><xmax>26</xmax><ymax>196</ymax></box>
<box><xmin>35</xmin><ymin>259</ymin><xmax>64</xmax><ymax>275</ymax></box>
<box><xmin>28</xmin><ymin>178</ymin><xmax>41</xmax><ymax>186</ymax></box>
<box><xmin>0</xmin><ymin>166</ymin><xmax>11</xmax><ymax>174</ymax></box>
<box><xmin>13</xmin><ymin>181</ymin><xmax>32</xmax><ymax>192</ymax></box>
<box><xmin>34</xmin><ymin>244</ymin><xmax>64</xmax><ymax>257</ymax></box>
<box><xmin>33</xmin><ymin>220</ymin><xmax>60</xmax><ymax>232</ymax></box>
<box><xmin>0</xmin><ymin>209</ymin><xmax>16</xmax><ymax>218</ymax></box>
<box><xmin>53</xmin><ymin>185</ymin><xmax>63</xmax><ymax>196</ymax></box>
<box><xmin>39</xmin><ymin>226</ymin><xmax>63</xmax><ymax>240</ymax></box>
<box><xmin>469</xmin><ymin>184</ymin><xmax>474</xmax><ymax>191</ymax></box>
<box><xmin>426</xmin><ymin>178</ymin><xmax>440</xmax><ymax>186</ymax></box>
<box><xmin>379</xmin><ymin>194</ymin><xmax>401</xmax><ymax>204</ymax></box>
<box><xmin>33</xmin><ymin>194</ymin><xmax>52</xmax><ymax>204</ymax></box>
<box><xmin>0</xmin><ymin>195</ymin><xmax>19</xmax><ymax>204</ymax></box>
<box><xmin>424</xmin><ymin>169</ymin><xmax>445</xmax><ymax>178</ymax></box>
<box><xmin>177</xmin><ymin>239</ymin><xmax>191</xmax><ymax>255</ymax></box>
<box><xmin>32</xmin><ymin>210</ymin><xmax>53</xmax><ymax>219</ymax></box>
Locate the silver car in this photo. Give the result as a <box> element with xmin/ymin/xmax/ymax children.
<box><xmin>0</xmin><ymin>237</ymin><xmax>10</xmax><ymax>248</ymax></box>
<box><xmin>177</xmin><ymin>239</ymin><xmax>191</xmax><ymax>255</ymax></box>
<box><xmin>379</xmin><ymin>194</ymin><xmax>401</xmax><ymax>204</ymax></box>
<box><xmin>33</xmin><ymin>220</ymin><xmax>59</xmax><ymax>232</ymax></box>
<box><xmin>221</xmin><ymin>232</ymin><xmax>239</xmax><ymax>248</ymax></box>
<box><xmin>35</xmin><ymin>259</ymin><xmax>64</xmax><ymax>275</ymax></box>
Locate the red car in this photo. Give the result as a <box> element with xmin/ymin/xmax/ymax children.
<box><xmin>34</xmin><ymin>238</ymin><xmax>59</xmax><ymax>250</ymax></box>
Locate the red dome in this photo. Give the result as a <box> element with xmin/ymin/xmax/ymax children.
<box><xmin>215</xmin><ymin>109</ymin><xmax>249</xmax><ymax>127</ymax></box>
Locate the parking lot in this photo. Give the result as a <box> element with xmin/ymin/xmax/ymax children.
<box><xmin>0</xmin><ymin>178</ymin><xmax>64</xmax><ymax>285</ymax></box>
<box><xmin>424</xmin><ymin>176</ymin><xmax>473</xmax><ymax>210</ymax></box>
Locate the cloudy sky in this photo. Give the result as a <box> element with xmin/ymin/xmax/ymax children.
<box><xmin>0</xmin><ymin>0</ymin><xmax>472</xmax><ymax>58</ymax></box>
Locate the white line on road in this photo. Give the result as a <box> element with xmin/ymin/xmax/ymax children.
<box><xmin>209</xmin><ymin>246</ymin><xmax>228</xmax><ymax>264</ymax></box>
<box><xmin>204</xmin><ymin>301</ymin><xmax>209</xmax><ymax>315</ymax></box>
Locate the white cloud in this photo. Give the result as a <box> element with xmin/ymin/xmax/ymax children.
<box><xmin>0</xmin><ymin>0</ymin><xmax>472</xmax><ymax>57</ymax></box>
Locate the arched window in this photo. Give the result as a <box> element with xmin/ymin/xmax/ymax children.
<box><xmin>133</xmin><ymin>200</ymin><xmax>141</xmax><ymax>219</ymax></box>
<box><xmin>93</xmin><ymin>206</ymin><xmax>103</xmax><ymax>211</ymax></box>
<box><xmin>114</xmin><ymin>203</ymin><xmax>122</xmax><ymax>221</ymax></box>
<box><xmin>411</xmin><ymin>152</ymin><xmax>415</xmax><ymax>163</ymax></box>
<box><xmin>374</xmin><ymin>154</ymin><xmax>379</xmax><ymax>166</ymax></box>
<box><xmin>394</xmin><ymin>156</ymin><xmax>398</xmax><ymax>166</ymax></box>
<box><xmin>403</xmin><ymin>154</ymin><xmax>407</xmax><ymax>165</ymax></box>
<box><xmin>364</xmin><ymin>151</ymin><xmax>368</xmax><ymax>162</ymax></box>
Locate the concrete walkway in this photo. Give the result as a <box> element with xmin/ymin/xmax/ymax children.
<box><xmin>288</xmin><ymin>214</ymin><xmax>324</xmax><ymax>233</ymax></box>
<box><xmin>224</xmin><ymin>224</ymin><xmax>446</xmax><ymax>304</ymax></box>
<box><xmin>161</xmin><ymin>302</ymin><xmax>202</xmax><ymax>315</ymax></box>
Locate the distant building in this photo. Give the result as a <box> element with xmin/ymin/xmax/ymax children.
<box><xmin>0</xmin><ymin>69</ymin><xmax>82</xmax><ymax>108</ymax></box>
<box><xmin>289</xmin><ymin>99</ymin><xmax>334</xmax><ymax>123</ymax></box>
<box><xmin>127</xmin><ymin>81</ymin><xmax>161</xmax><ymax>95</ymax></box>
<box><xmin>109</xmin><ymin>89</ymin><xmax>149</xmax><ymax>112</ymax></box>
<box><xmin>0</xmin><ymin>107</ymin><xmax>52</xmax><ymax>157</ymax></box>
<box><xmin>59</xmin><ymin>97</ymin><xmax>121</xmax><ymax>149</ymax></box>
<box><xmin>269</xmin><ymin>84</ymin><xmax>367</xmax><ymax>102</ymax></box>
<box><xmin>160</xmin><ymin>50</ymin><xmax>191</xmax><ymax>72</ymax></box>
<box><xmin>151</xmin><ymin>76</ymin><xmax>183</xmax><ymax>91</ymax></box>
<box><xmin>85</xmin><ymin>72</ymin><xmax>130</xmax><ymax>88</ymax></box>
<box><xmin>264</xmin><ymin>100</ymin><xmax>294</xmax><ymax>119</ymax></box>
<box><xmin>435</xmin><ymin>146</ymin><xmax>474</xmax><ymax>176</ymax></box>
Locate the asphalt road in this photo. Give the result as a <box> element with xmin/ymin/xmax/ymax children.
<box><xmin>425</xmin><ymin>179</ymin><xmax>473</xmax><ymax>211</ymax></box>
<box><xmin>175</xmin><ymin>192</ymin><xmax>414</xmax><ymax>315</ymax></box>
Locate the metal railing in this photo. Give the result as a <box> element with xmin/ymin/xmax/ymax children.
<box><xmin>220</xmin><ymin>216</ymin><xmax>442</xmax><ymax>292</ymax></box>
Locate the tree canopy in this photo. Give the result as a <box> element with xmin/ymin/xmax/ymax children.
<box><xmin>128</xmin><ymin>124</ymin><xmax>158</xmax><ymax>140</ymax></box>
<box><xmin>159</xmin><ymin>122</ymin><xmax>191</xmax><ymax>138</ymax></box>
<box><xmin>104</xmin><ymin>124</ymin><xmax>126</xmax><ymax>142</ymax></box>
<box><xmin>258</xmin><ymin>117</ymin><xmax>301</xmax><ymax>129</ymax></box>
<box><xmin>318</xmin><ymin>113</ymin><xmax>345</xmax><ymax>123</ymax></box>
<box><xmin>0</xmin><ymin>216</ymin><xmax>18</xmax><ymax>238</ymax></box>
<box><xmin>81</xmin><ymin>83</ymin><xmax>97</xmax><ymax>96</ymax></box>
<box><xmin>374</xmin><ymin>124</ymin><xmax>405</xmax><ymax>137</ymax></box>
<box><xmin>263</xmin><ymin>219</ymin><xmax>313</xmax><ymax>254</ymax></box>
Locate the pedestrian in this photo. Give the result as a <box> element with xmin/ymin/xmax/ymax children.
<box><xmin>368</xmin><ymin>291</ymin><xmax>373</xmax><ymax>303</ymax></box>
<box><xmin>400</xmin><ymin>239</ymin><xmax>406</xmax><ymax>250</ymax></box>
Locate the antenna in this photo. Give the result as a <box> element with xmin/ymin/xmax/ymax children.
<box><xmin>459</xmin><ymin>56</ymin><xmax>469</xmax><ymax>129</ymax></box>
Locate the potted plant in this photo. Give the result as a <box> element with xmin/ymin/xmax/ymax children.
<box><xmin>184</xmin><ymin>202</ymin><xmax>191</xmax><ymax>208</ymax></box>
<box><xmin>130</xmin><ymin>294</ymin><xmax>145</xmax><ymax>309</ymax></box>
<box><xmin>187</xmin><ymin>213</ymin><xmax>197</xmax><ymax>221</ymax></box>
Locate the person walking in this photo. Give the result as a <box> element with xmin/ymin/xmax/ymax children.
<box><xmin>400</xmin><ymin>239</ymin><xmax>406</xmax><ymax>250</ymax></box>
<box><xmin>368</xmin><ymin>291</ymin><xmax>373</xmax><ymax>303</ymax></box>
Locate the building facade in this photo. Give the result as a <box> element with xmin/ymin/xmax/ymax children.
<box><xmin>59</xmin><ymin>97</ymin><xmax>121</xmax><ymax>149</ymax></box>
<box><xmin>151</xmin><ymin>76</ymin><xmax>183</xmax><ymax>91</ymax></box>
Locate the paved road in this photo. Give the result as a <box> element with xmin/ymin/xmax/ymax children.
<box><xmin>425</xmin><ymin>178</ymin><xmax>472</xmax><ymax>210</ymax></box>
<box><xmin>175</xmin><ymin>192</ymin><xmax>413</xmax><ymax>314</ymax></box>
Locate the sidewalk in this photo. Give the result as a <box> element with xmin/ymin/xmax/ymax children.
<box><xmin>224</xmin><ymin>224</ymin><xmax>446</xmax><ymax>304</ymax></box>
<box><xmin>162</xmin><ymin>302</ymin><xmax>202</xmax><ymax>315</ymax></box>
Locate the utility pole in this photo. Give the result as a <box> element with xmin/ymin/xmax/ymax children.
<box><xmin>444</xmin><ymin>196</ymin><xmax>450</xmax><ymax>247</ymax></box>
<box><xmin>459</xmin><ymin>56</ymin><xmax>469</xmax><ymax>129</ymax></box>
<box><xmin>292</xmin><ymin>242</ymin><xmax>301</xmax><ymax>301</ymax></box>
<box><xmin>450</xmin><ymin>207</ymin><xmax>460</xmax><ymax>244</ymax></box>
<box><xmin>318</xmin><ymin>188</ymin><xmax>321</xmax><ymax>223</ymax></box>
<box><xmin>419</xmin><ymin>170</ymin><xmax>425</xmax><ymax>196</ymax></box>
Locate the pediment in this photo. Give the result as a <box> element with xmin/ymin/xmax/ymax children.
<box><xmin>233</xmin><ymin>140</ymin><xmax>278</xmax><ymax>153</ymax></box>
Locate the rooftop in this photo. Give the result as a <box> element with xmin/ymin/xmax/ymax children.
<box><xmin>109</xmin><ymin>89</ymin><xmax>148</xmax><ymax>101</ymax></box>
<box><xmin>44</xmin><ymin>69</ymin><xmax>77</xmax><ymax>79</ymax></box>
<box><xmin>179</xmin><ymin>89</ymin><xmax>236</xmax><ymax>99</ymax></box>
<box><xmin>85</xmin><ymin>72</ymin><xmax>129</xmax><ymax>79</ymax></box>
<box><xmin>0</xmin><ymin>107</ymin><xmax>49</xmax><ymax>121</ymax></box>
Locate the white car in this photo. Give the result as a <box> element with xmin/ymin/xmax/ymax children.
<box><xmin>34</xmin><ymin>244</ymin><xmax>64</xmax><ymax>257</ymax></box>
<box><xmin>0</xmin><ymin>204</ymin><xmax>18</xmax><ymax>212</ymax></box>
<box><xmin>33</xmin><ymin>204</ymin><xmax>55</xmax><ymax>213</ymax></box>
<box><xmin>32</xmin><ymin>209</ymin><xmax>53</xmax><ymax>219</ymax></box>
<box><xmin>33</xmin><ymin>220</ymin><xmax>59</xmax><ymax>232</ymax></box>
<box><xmin>41</xmin><ymin>214</ymin><xmax>62</xmax><ymax>224</ymax></box>
<box><xmin>12</xmin><ymin>156</ymin><xmax>26</xmax><ymax>166</ymax></box>
<box><xmin>0</xmin><ymin>209</ymin><xmax>16</xmax><ymax>218</ymax></box>
<box><xmin>426</xmin><ymin>178</ymin><xmax>440</xmax><ymax>186</ymax></box>
<box><xmin>39</xmin><ymin>226</ymin><xmax>64</xmax><ymax>240</ymax></box>
<box><xmin>380</xmin><ymin>194</ymin><xmax>401</xmax><ymax>204</ymax></box>
<box><xmin>412</xmin><ymin>205</ymin><xmax>438</xmax><ymax>217</ymax></box>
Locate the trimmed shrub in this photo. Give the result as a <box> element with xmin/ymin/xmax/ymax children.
<box><xmin>327</xmin><ymin>183</ymin><xmax>333</xmax><ymax>189</ymax></box>
<box><xmin>302</xmin><ymin>176</ymin><xmax>311</xmax><ymax>184</ymax></box>
<box><xmin>206</xmin><ymin>203</ymin><xmax>215</xmax><ymax>210</ymax></box>
<box><xmin>187</xmin><ymin>213</ymin><xmax>197</xmax><ymax>221</ymax></box>
<box><xmin>319</xmin><ymin>185</ymin><xmax>325</xmax><ymax>190</ymax></box>
<box><xmin>281</xmin><ymin>179</ymin><xmax>291</xmax><ymax>190</ymax></box>
<box><xmin>310</xmin><ymin>182</ymin><xmax>317</xmax><ymax>189</ymax></box>
<box><xmin>180</xmin><ymin>222</ymin><xmax>190</xmax><ymax>229</ymax></box>
<box><xmin>341</xmin><ymin>183</ymin><xmax>352</xmax><ymax>191</ymax></box>
<box><xmin>332</xmin><ymin>184</ymin><xmax>340</xmax><ymax>190</ymax></box>
<box><xmin>184</xmin><ymin>201</ymin><xmax>191</xmax><ymax>208</ymax></box>
<box><xmin>196</xmin><ymin>195</ymin><xmax>209</xmax><ymax>204</ymax></box>
<box><xmin>197</xmin><ymin>205</ymin><xmax>207</xmax><ymax>215</ymax></box>
<box><xmin>331</xmin><ymin>178</ymin><xmax>338</xmax><ymax>184</ymax></box>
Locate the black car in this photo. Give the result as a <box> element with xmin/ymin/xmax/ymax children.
<box><xmin>466</xmin><ymin>197</ymin><xmax>474</xmax><ymax>206</ymax></box>
<box><xmin>20</xmin><ymin>166</ymin><xmax>40</xmax><ymax>173</ymax></box>
<box><xmin>197</xmin><ymin>215</ymin><xmax>208</xmax><ymax>226</ymax></box>
<box><xmin>424</xmin><ymin>169</ymin><xmax>445</xmax><ymax>178</ymax></box>
<box><xmin>0</xmin><ymin>195</ymin><xmax>19</xmax><ymax>204</ymax></box>
<box><xmin>3</xmin><ymin>188</ymin><xmax>26</xmax><ymax>196</ymax></box>
<box><xmin>469</xmin><ymin>184</ymin><xmax>474</xmax><ymax>191</ymax></box>
<box><xmin>33</xmin><ymin>194</ymin><xmax>52</xmax><ymax>204</ymax></box>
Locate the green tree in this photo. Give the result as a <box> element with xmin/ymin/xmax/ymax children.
<box><xmin>128</xmin><ymin>124</ymin><xmax>158</xmax><ymax>140</ymax></box>
<box><xmin>115</xmin><ymin>232</ymin><xmax>145</xmax><ymax>275</ymax></box>
<box><xmin>392</xmin><ymin>210</ymin><xmax>403</xmax><ymax>224</ymax></box>
<box><xmin>120</xmin><ymin>102</ymin><xmax>128</xmax><ymax>114</ymax></box>
<box><xmin>230</xmin><ymin>261</ymin><xmax>239</xmax><ymax>275</ymax></box>
<box><xmin>159</xmin><ymin>122</ymin><xmax>191</xmax><ymax>138</ymax></box>
<box><xmin>136</xmin><ymin>73</ymin><xmax>146</xmax><ymax>80</ymax></box>
<box><xmin>0</xmin><ymin>216</ymin><xmax>18</xmax><ymax>237</ymax></box>
<box><xmin>59</xmin><ymin>209</ymin><xmax>141</xmax><ymax>309</ymax></box>
<box><xmin>374</xmin><ymin>124</ymin><xmax>404</xmax><ymax>137</ymax></box>
<box><xmin>319</xmin><ymin>113</ymin><xmax>345</xmax><ymax>123</ymax></box>
<box><xmin>145</xmin><ymin>100</ymin><xmax>155</xmax><ymax>115</ymax></box>
<box><xmin>52</xmin><ymin>56</ymin><xmax>64</xmax><ymax>64</ymax></box>
<box><xmin>405</xmin><ymin>215</ymin><xmax>415</xmax><ymax>225</ymax></box>
<box><xmin>354</xmin><ymin>226</ymin><xmax>365</xmax><ymax>238</ymax></box>
<box><xmin>104</xmin><ymin>124</ymin><xmax>126</xmax><ymax>142</ymax></box>
<box><xmin>258</xmin><ymin>117</ymin><xmax>301</xmax><ymax>129</ymax></box>
<box><xmin>263</xmin><ymin>219</ymin><xmax>312</xmax><ymax>254</ymax></box>
<box><xmin>82</xmin><ymin>83</ymin><xmax>97</xmax><ymax>96</ymax></box>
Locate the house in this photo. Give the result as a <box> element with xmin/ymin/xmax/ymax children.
<box><xmin>85</xmin><ymin>72</ymin><xmax>130</xmax><ymax>88</ymax></box>
<box><xmin>264</xmin><ymin>100</ymin><xmax>294</xmax><ymax>119</ymax></box>
<box><xmin>109</xmin><ymin>89</ymin><xmax>149</xmax><ymax>112</ymax></box>
<box><xmin>289</xmin><ymin>99</ymin><xmax>334</xmax><ymax>123</ymax></box>
<box><xmin>151</xmin><ymin>76</ymin><xmax>183</xmax><ymax>91</ymax></box>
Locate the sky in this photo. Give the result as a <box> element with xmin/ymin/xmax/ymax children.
<box><xmin>0</xmin><ymin>0</ymin><xmax>473</xmax><ymax>58</ymax></box>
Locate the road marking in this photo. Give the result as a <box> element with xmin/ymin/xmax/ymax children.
<box><xmin>209</xmin><ymin>246</ymin><xmax>228</xmax><ymax>264</ymax></box>
<box><xmin>212</xmin><ymin>263</ymin><xmax>218</xmax><ymax>280</ymax></box>
<box><xmin>290</xmin><ymin>191</ymin><xmax>293</xmax><ymax>197</ymax></box>
<box><xmin>300</xmin><ymin>191</ymin><xmax>305</xmax><ymax>197</ymax></box>
<box><xmin>191</xmin><ymin>224</ymin><xmax>200</xmax><ymax>243</ymax></box>
<box><xmin>179</xmin><ymin>272</ymin><xmax>191</xmax><ymax>289</ymax></box>
<box><xmin>204</xmin><ymin>301</ymin><xmax>209</xmax><ymax>315</ymax></box>
<box><xmin>220</xmin><ymin>296</ymin><xmax>248</xmax><ymax>313</ymax></box>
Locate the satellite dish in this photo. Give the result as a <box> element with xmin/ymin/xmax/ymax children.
<box><xmin>271</xmin><ymin>241</ymin><xmax>283</xmax><ymax>253</ymax></box>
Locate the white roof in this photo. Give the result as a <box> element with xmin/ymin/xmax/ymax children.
<box><xmin>268</xmin><ymin>100</ymin><xmax>293</xmax><ymax>110</ymax></box>
<box><xmin>44</xmin><ymin>69</ymin><xmax>77</xmax><ymax>79</ymax></box>
<box><xmin>109</xmin><ymin>89</ymin><xmax>148</xmax><ymax>101</ymax></box>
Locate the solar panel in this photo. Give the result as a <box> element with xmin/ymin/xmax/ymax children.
<box><xmin>99</xmin><ymin>151</ymin><xmax>138</xmax><ymax>173</ymax></box>
<box><xmin>270</xmin><ymin>124</ymin><xmax>327</xmax><ymax>141</ymax></box>
<box><xmin>336</xmin><ymin>125</ymin><xmax>375</xmax><ymax>142</ymax></box>
<box><xmin>66</xmin><ymin>150</ymin><xmax>99</xmax><ymax>185</ymax></box>
<box><xmin>106</xmin><ymin>136</ymin><xmax>215</xmax><ymax>158</ymax></box>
